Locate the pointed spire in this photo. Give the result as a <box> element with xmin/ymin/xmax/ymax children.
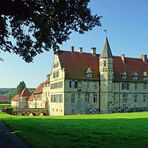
<box><xmin>100</xmin><ymin>38</ymin><xmax>112</xmax><ymax>58</ymax></box>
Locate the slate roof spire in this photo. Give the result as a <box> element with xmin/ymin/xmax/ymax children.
<box><xmin>100</xmin><ymin>38</ymin><xmax>112</xmax><ymax>58</ymax></box>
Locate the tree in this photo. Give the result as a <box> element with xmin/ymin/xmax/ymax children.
<box><xmin>0</xmin><ymin>0</ymin><xmax>101</xmax><ymax>62</ymax></box>
<box><xmin>7</xmin><ymin>92</ymin><xmax>16</xmax><ymax>100</ymax></box>
<box><xmin>17</xmin><ymin>81</ymin><xmax>26</xmax><ymax>93</ymax></box>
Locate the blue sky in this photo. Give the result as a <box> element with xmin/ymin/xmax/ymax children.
<box><xmin>0</xmin><ymin>0</ymin><xmax>148</xmax><ymax>88</ymax></box>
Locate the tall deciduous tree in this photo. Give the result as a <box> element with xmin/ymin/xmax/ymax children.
<box><xmin>17</xmin><ymin>81</ymin><xmax>26</xmax><ymax>93</ymax></box>
<box><xmin>0</xmin><ymin>0</ymin><xmax>101</xmax><ymax>62</ymax></box>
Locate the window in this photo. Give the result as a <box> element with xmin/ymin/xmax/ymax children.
<box><xmin>134</xmin><ymin>83</ymin><xmax>138</xmax><ymax>89</ymax></box>
<box><xmin>69</xmin><ymin>81</ymin><xmax>71</xmax><ymax>88</ymax></box>
<box><xmin>103</xmin><ymin>60</ymin><xmax>107</xmax><ymax>67</ymax></box>
<box><xmin>93</xmin><ymin>94</ymin><xmax>97</xmax><ymax>103</ymax></box>
<box><xmin>53</xmin><ymin>63</ymin><xmax>59</xmax><ymax>68</ymax></box>
<box><xmin>143</xmin><ymin>83</ymin><xmax>147</xmax><ymax>89</ymax></box>
<box><xmin>53</xmin><ymin>71</ymin><xmax>59</xmax><ymax>78</ymax></box>
<box><xmin>59</xmin><ymin>95</ymin><xmax>62</xmax><ymax>103</ymax></box>
<box><xmin>86</xmin><ymin>67</ymin><xmax>93</xmax><ymax>78</ymax></box>
<box><xmin>85</xmin><ymin>93</ymin><xmax>90</xmax><ymax>102</ymax></box>
<box><xmin>114</xmin><ymin>93</ymin><xmax>118</xmax><ymax>104</ymax></box>
<box><xmin>71</xmin><ymin>94</ymin><xmax>75</xmax><ymax>103</ymax></box>
<box><xmin>69</xmin><ymin>81</ymin><xmax>78</xmax><ymax>88</ymax></box>
<box><xmin>86</xmin><ymin>73</ymin><xmax>92</xmax><ymax>78</ymax></box>
<box><xmin>45</xmin><ymin>92</ymin><xmax>47</xmax><ymax>97</ymax></box>
<box><xmin>112</xmin><ymin>73</ymin><xmax>114</xmax><ymax>80</ymax></box>
<box><xmin>50</xmin><ymin>81</ymin><xmax>63</xmax><ymax>89</ymax></box>
<box><xmin>122</xmin><ymin>99</ymin><xmax>127</xmax><ymax>103</ymax></box>
<box><xmin>51</xmin><ymin>94</ymin><xmax>63</xmax><ymax>103</ymax></box>
<box><xmin>143</xmin><ymin>95</ymin><xmax>146</xmax><ymax>102</ymax></box>
<box><xmin>86</xmin><ymin>81</ymin><xmax>89</xmax><ymax>88</ymax></box>
<box><xmin>122</xmin><ymin>94</ymin><xmax>128</xmax><ymax>103</ymax></box>
<box><xmin>132</xmin><ymin>72</ymin><xmax>138</xmax><ymax>80</ymax></box>
<box><xmin>79</xmin><ymin>81</ymin><xmax>82</xmax><ymax>88</ymax></box>
<box><xmin>54</xmin><ymin>95</ymin><xmax>57</xmax><ymax>102</ymax></box>
<box><xmin>94</xmin><ymin>82</ymin><xmax>97</xmax><ymax>89</ymax></box>
<box><xmin>108</xmin><ymin>101</ymin><xmax>112</xmax><ymax>108</ymax></box>
<box><xmin>143</xmin><ymin>76</ymin><xmax>148</xmax><ymax>81</ymax></box>
<box><xmin>121</xmin><ymin>72</ymin><xmax>127</xmax><ymax>80</ymax></box>
<box><xmin>122</xmin><ymin>83</ymin><xmax>129</xmax><ymax>90</ymax></box>
<box><xmin>51</xmin><ymin>95</ymin><xmax>54</xmax><ymax>102</ymax></box>
<box><xmin>134</xmin><ymin>95</ymin><xmax>137</xmax><ymax>102</ymax></box>
<box><xmin>143</xmin><ymin>72</ymin><xmax>148</xmax><ymax>81</ymax></box>
<box><xmin>72</xmin><ymin>81</ymin><xmax>76</xmax><ymax>88</ymax></box>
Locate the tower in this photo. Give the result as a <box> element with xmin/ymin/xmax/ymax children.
<box><xmin>99</xmin><ymin>38</ymin><xmax>113</xmax><ymax>113</ymax></box>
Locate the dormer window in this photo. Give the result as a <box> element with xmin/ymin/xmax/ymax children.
<box><xmin>132</xmin><ymin>72</ymin><xmax>138</xmax><ymax>80</ymax></box>
<box><xmin>121</xmin><ymin>72</ymin><xmax>127</xmax><ymax>80</ymax></box>
<box><xmin>86</xmin><ymin>67</ymin><xmax>93</xmax><ymax>78</ymax></box>
<box><xmin>143</xmin><ymin>72</ymin><xmax>148</xmax><ymax>81</ymax></box>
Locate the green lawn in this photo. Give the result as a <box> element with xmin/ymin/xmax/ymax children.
<box><xmin>0</xmin><ymin>112</ymin><xmax>148</xmax><ymax>148</ymax></box>
<box><xmin>0</xmin><ymin>104</ymin><xmax>11</xmax><ymax>107</ymax></box>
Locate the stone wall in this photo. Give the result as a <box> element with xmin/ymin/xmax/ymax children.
<box><xmin>64</xmin><ymin>79</ymin><xmax>100</xmax><ymax>114</ymax></box>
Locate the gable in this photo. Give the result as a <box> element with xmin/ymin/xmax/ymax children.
<box><xmin>28</xmin><ymin>83</ymin><xmax>44</xmax><ymax>101</ymax></box>
<box><xmin>21</xmin><ymin>88</ymin><xmax>31</xmax><ymax>97</ymax></box>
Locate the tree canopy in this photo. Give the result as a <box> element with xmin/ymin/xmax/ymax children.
<box><xmin>17</xmin><ymin>81</ymin><xmax>26</xmax><ymax>93</ymax></box>
<box><xmin>0</xmin><ymin>0</ymin><xmax>101</xmax><ymax>62</ymax></box>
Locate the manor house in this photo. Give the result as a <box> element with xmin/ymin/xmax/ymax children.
<box><xmin>11</xmin><ymin>38</ymin><xmax>148</xmax><ymax>115</ymax></box>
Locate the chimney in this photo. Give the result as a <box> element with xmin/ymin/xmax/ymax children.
<box><xmin>91</xmin><ymin>47</ymin><xmax>96</xmax><ymax>55</ymax></box>
<box><xmin>121</xmin><ymin>54</ymin><xmax>125</xmax><ymax>63</ymax></box>
<box><xmin>78</xmin><ymin>47</ymin><xmax>83</xmax><ymax>53</ymax></box>
<box><xmin>70</xmin><ymin>46</ymin><xmax>74</xmax><ymax>52</ymax></box>
<box><xmin>141</xmin><ymin>54</ymin><xmax>147</xmax><ymax>63</ymax></box>
<box><xmin>144</xmin><ymin>71</ymin><xmax>148</xmax><ymax>76</ymax></box>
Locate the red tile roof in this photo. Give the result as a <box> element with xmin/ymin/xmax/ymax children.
<box><xmin>11</xmin><ymin>94</ymin><xmax>19</xmax><ymax>102</ymax></box>
<box><xmin>113</xmin><ymin>56</ymin><xmax>148</xmax><ymax>81</ymax></box>
<box><xmin>58</xmin><ymin>50</ymin><xmax>148</xmax><ymax>81</ymax></box>
<box><xmin>0</xmin><ymin>96</ymin><xmax>9</xmax><ymax>102</ymax></box>
<box><xmin>21</xmin><ymin>88</ymin><xmax>31</xmax><ymax>97</ymax></box>
<box><xmin>28</xmin><ymin>94</ymin><xmax>34</xmax><ymax>101</ymax></box>
<box><xmin>33</xmin><ymin>83</ymin><xmax>43</xmax><ymax>94</ymax></box>
<box><xmin>11</xmin><ymin>88</ymin><xmax>31</xmax><ymax>102</ymax></box>
<box><xmin>28</xmin><ymin>83</ymin><xmax>44</xmax><ymax>101</ymax></box>
<box><xmin>59</xmin><ymin>51</ymin><xmax>100</xmax><ymax>80</ymax></box>
<box><xmin>113</xmin><ymin>56</ymin><xmax>148</xmax><ymax>74</ymax></box>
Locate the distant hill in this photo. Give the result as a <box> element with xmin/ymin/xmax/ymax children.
<box><xmin>0</xmin><ymin>88</ymin><xmax>35</xmax><ymax>100</ymax></box>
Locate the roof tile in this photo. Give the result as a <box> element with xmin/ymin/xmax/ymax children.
<box><xmin>59</xmin><ymin>51</ymin><xmax>99</xmax><ymax>80</ymax></box>
<box><xmin>58</xmin><ymin>50</ymin><xmax>148</xmax><ymax>81</ymax></box>
<box><xmin>11</xmin><ymin>94</ymin><xmax>19</xmax><ymax>102</ymax></box>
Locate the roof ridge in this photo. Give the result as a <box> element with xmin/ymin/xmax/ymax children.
<box><xmin>113</xmin><ymin>55</ymin><xmax>144</xmax><ymax>60</ymax></box>
<box><xmin>59</xmin><ymin>49</ymin><xmax>100</xmax><ymax>56</ymax></box>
